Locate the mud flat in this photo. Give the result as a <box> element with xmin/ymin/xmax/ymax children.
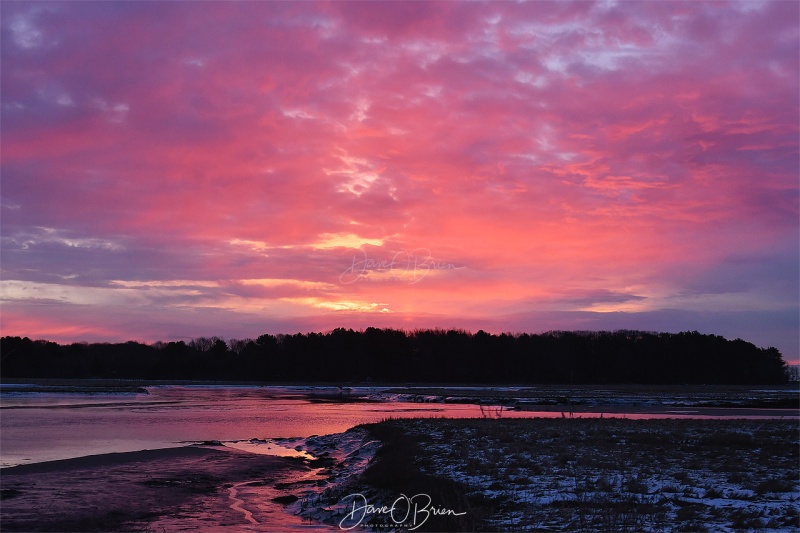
<box><xmin>0</xmin><ymin>445</ymin><xmax>326</xmax><ymax>531</ymax></box>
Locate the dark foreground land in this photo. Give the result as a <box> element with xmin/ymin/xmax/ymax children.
<box><xmin>1</xmin><ymin>419</ymin><xmax>798</xmax><ymax>532</ymax></box>
<box><xmin>310</xmin><ymin>418</ymin><xmax>800</xmax><ymax>532</ymax></box>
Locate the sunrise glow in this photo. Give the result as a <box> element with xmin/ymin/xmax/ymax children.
<box><xmin>1</xmin><ymin>1</ymin><xmax>797</xmax><ymax>362</ymax></box>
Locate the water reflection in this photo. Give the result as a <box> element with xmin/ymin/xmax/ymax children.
<box><xmin>1</xmin><ymin>385</ymin><xmax>796</xmax><ymax>468</ymax></box>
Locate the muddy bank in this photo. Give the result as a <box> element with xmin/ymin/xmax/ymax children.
<box><xmin>0</xmin><ymin>445</ymin><xmax>330</xmax><ymax>531</ymax></box>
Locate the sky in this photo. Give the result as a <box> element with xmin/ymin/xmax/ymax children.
<box><xmin>1</xmin><ymin>1</ymin><xmax>798</xmax><ymax>363</ymax></box>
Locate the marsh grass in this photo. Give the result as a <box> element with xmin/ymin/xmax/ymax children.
<box><xmin>350</xmin><ymin>418</ymin><xmax>798</xmax><ymax>532</ymax></box>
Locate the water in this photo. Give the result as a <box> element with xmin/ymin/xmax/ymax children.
<box><xmin>1</xmin><ymin>385</ymin><xmax>795</xmax><ymax>468</ymax></box>
<box><xmin>0</xmin><ymin>385</ymin><xmax>465</xmax><ymax>467</ymax></box>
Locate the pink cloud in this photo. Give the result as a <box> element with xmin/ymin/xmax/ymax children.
<box><xmin>1</xmin><ymin>1</ymin><xmax>797</xmax><ymax>362</ymax></box>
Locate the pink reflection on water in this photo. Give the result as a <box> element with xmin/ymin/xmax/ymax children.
<box><xmin>1</xmin><ymin>385</ymin><xmax>796</xmax><ymax>468</ymax></box>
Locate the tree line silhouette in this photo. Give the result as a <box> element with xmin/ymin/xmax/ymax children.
<box><xmin>0</xmin><ymin>329</ymin><xmax>789</xmax><ymax>384</ymax></box>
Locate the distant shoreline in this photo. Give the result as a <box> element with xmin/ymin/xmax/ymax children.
<box><xmin>2</xmin><ymin>379</ymin><xmax>797</xmax><ymax>411</ymax></box>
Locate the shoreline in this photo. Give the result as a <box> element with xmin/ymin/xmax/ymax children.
<box><xmin>0</xmin><ymin>446</ymin><xmax>212</xmax><ymax>475</ymax></box>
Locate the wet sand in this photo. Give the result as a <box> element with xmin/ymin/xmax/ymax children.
<box><xmin>0</xmin><ymin>445</ymin><xmax>329</xmax><ymax>531</ymax></box>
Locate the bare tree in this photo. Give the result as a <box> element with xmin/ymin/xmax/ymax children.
<box><xmin>228</xmin><ymin>338</ymin><xmax>253</xmax><ymax>355</ymax></box>
<box><xmin>189</xmin><ymin>337</ymin><xmax>214</xmax><ymax>352</ymax></box>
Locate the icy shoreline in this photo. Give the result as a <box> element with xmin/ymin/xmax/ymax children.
<box><xmin>276</xmin><ymin>428</ymin><xmax>383</xmax><ymax>528</ymax></box>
